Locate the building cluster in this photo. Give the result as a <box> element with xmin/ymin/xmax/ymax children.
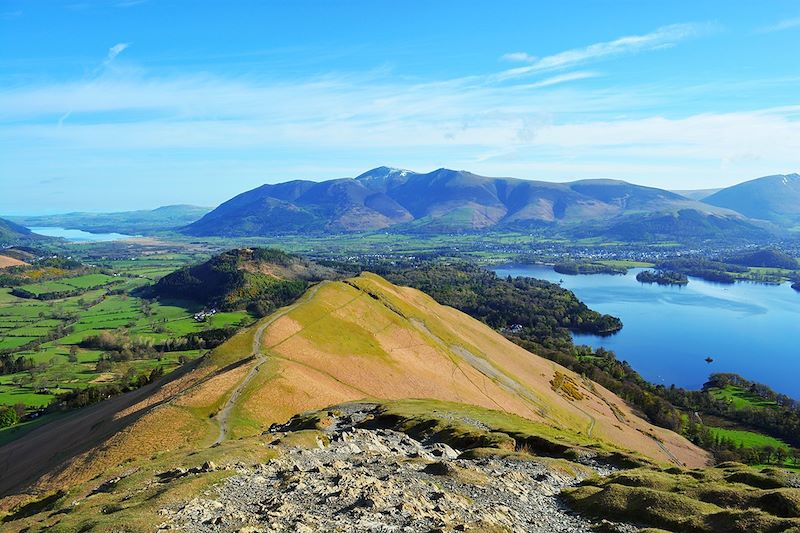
<box><xmin>193</xmin><ymin>308</ymin><xmax>217</xmax><ymax>322</ymax></box>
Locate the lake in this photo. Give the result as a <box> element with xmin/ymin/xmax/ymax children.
<box><xmin>30</xmin><ymin>227</ymin><xmax>136</xmax><ymax>242</ymax></box>
<box><xmin>492</xmin><ymin>264</ymin><xmax>800</xmax><ymax>398</ymax></box>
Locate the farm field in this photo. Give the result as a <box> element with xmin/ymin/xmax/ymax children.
<box><xmin>707</xmin><ymin>426</ymin><xmax>790</xmax><ymax>451</ymax></box>
<box><xmin>708</xmin><ymin>385</ymin><xmax>779</xmax><ymax>410</ymax></box>
<box><xmin>12</xmin><ymin>273</ymin><xmax>123</xmax><ymax>298</ymax></box>
<box><xmin>0</xmin><ymin>253</ymin><xmax>254</xmax><ymax>414</ymax></box>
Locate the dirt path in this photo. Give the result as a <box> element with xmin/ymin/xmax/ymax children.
<box><xmin>212</xmin><ymin>284</ymin><xmax>321</xmax><ymax>446</ymax></box>
<box><xmin>646</xmin><ymin>431</ymin><xmax>683</xmax><ymax>466</ymax></box>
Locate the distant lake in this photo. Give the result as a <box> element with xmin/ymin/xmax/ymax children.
<box><xmin>492</xmin><ymin>264</ymin><xmax>800</xmax><ymax>398</ymax></box>
<box><xmin>30</xmin><ymin>227</ymin><xmax>136</xmax><ymax>242</ymax></box>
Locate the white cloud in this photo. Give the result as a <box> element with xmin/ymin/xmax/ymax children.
<box><xmin>500</xmin><ymin>52</ymin><xmax>536</xmax><ymax>63</ymax></box>
<box><xmin>757</xmin><ymin>16</ymin><xmax>800</xmax><ymax>33</ymax></box>
<box><xmin>2</xmin><ymin>75</ymin><xmax>798</xmax><ymax>173</ymax></box>
<box><xmin>1</xmin><ymin>23</ymin><xmax>796</xmax><ymax>194</ymax></box>
<box><xmin>103</xmin><ymin>42</ymin><xmax>130</xmax><ymax>67</ymax></box>
<box><xmin>495</xmin><ymin>23</ymin><xmax>702</xmax><ymax>81</ymax></box>
<box><xmin>523</xmin><ymin>71</ymin><xmax>600</xmax><ymax>89</ymax></box>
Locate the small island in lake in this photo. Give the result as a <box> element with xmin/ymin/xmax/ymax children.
<box><xmin>553</xmin><ymin>261</ymin><xmax>627</xmax><ymax>276</ymax></box>
<box><xmin>636</xmin><ymin>269</ymin><xmax>689</xmax><ymax>286</ymax></box>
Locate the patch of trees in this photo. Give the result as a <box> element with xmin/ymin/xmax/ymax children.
<box><xmin>82</xmin><ymin>327</ymin><xmax>239</xmax><ymax>358</ymax></box>
<box><xmin>161</xmin><ymin>327</ymin><xmax>238</xmax><ymax>351</ymax></box>
<box><xmin>11</xmin><ymin>287</ymin><xmax>82</xmax><ymax>300</ymax></box>
<box><xmin>0</xmin><ymin>404</ymin><xmax>24</xmax><ymax>428</ymax></box>
<box><xmin>34</xmin><ymin>256</ymin><xmax>83</xmax><ymax>270</ymax></box>
<box><xmin>683</xmin><ymin>421</ymin><xmax>799</xmax><ymax>466</ymax></box>
<box><xmin>0</xmin><ymin>354</ymin><xmax>35</xmax><ymax>376</ymax></box>
<box><xmin>80</xmin><ymin>331</ymin><xmax>156</xmax><ymax>360</ymax></box>
<box><xmin>0</xmin><ymin>255</ymin><xmax>90</xmax><ymax>289</ymax></box>
<box><xmin>378</xmin><ymin>263</ymin><xmax>623</xmax><ymax>349</ymax></box>
<box><xmin>53</xmin><ymin>366</ymin><xmax>165</xmax><ymax>410</ymax></box>
<box><xmin>553</xmin><ymin>262</ymin><xmax>627</xmax><ymax>276</ymax></box>
<box><xmin>653</xmin><ymin>373</ymin><xmax>800</xmax><ymax>450</ymax></box>
<box><xmin>655</xmin><ymin>257</ymin><xmax>747</xmax><ymax>284</ymax></box>
<box><xmin>0</xmin><ymin>272</ymin><xmax>25</xmax><ymax>287</ymax></box>
<box><xmin>635</xmin><ymin>270</ymin><xmax>688</xmax><ymax>286</ymax></box>
<box><xmin>151</xmin><ymin>248</ymin><xmax>319</xmax><ymax>312</ymax></box>
<box><xmin>792</xmin><ymin>280</ymin><xmax>800</xmax><ymax>292</ymax></box>
<box><xmin>705</xmin><ymin>373</ymin><xmax>797</xmax><ymax>410</ymax></box>
<box><xmin>725</xmin><ymin>248</ymin><xmax>798</xmax><ymax>270</ymax></box>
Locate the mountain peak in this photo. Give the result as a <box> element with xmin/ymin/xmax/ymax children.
<box><xmin>181</xmin><ymin>167</ymin><xmax>772</xmax><ymax>239</ymax></box>
<box><xmin>703</xmin><ymin>172</ymin><xmax>800</xmax><ymax>223</ymax></box>
<box><xmin>355</xmin><ymin>166</ymin><xmax>413</xmax><ymax>180</ymax></box>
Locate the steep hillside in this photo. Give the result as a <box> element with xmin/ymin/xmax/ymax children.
<box><xmin>219</xmin><ymin>273</ymin><xmax>705</xmax><ymax>467</ymax></box>
<box><xmin>569</xmin><ymin>209</ymin><xmax>772</xmax><ymax>242</ymax></box>
<box><xmin>181</xmin><ymin>167</ymin><xmax>758</xmax><ymax>239</ymax></box>
<box><xmin>0</xmin><ymin>273</ymin><xmax>709</xmax><ymax>514</ymax></box>
<box><xmin>182</xmin><ymin>174</ymin><xmax>413</xmax><ymax>235</ymax></box>
<box><xmin>724</xmin><ymin>248</ymin><xmax>799</xmax><ymax>269</ymax></box>
<box><xmin>0</xmin><ymin>218</ymin><xmax>39</xmax><ymax>243</ymax></box>
<box><xmin>151</xmin><ymin>247</ymin><xmax>337</xmax><ymax>312</ymax></box>
<box><xmin>0</xmin><ymin>254</ymin><xmax>27</xmax><ymax>269</ymax></box>
<box><xmin>9</xmin><ymin>205</ymin><xmax>211</xmax><ymax>235</ymax></box>
<box><xmin>704</xmin><ymin>173</ymin><xmax>800</xmax><ymax>226</ymax></box>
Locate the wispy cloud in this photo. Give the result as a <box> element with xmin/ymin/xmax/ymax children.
<box><xmin>500</xmin><ymin>52</ymin><xmax>536</xmax><ymax>63</ymax></box>
<box><xmin>2</xmin><ymin>22</ymin><xmax>797</xmax><ymax>203</ymax></box>
<box><xmin>495</xmin><ymin>23</ymin><xmax>703</xmax><ymax>81</ymax></box>
<box><xmin>524</xmin><ymin>71</ymin><xmax>600</xmax><ymax>89</ymax></box>
<box><xmin>103</xmin><ymin>43</ymin><xmax>130</xmax><ymax>67</ymax></box>
<box><xmin>757</xmin><ymin>16</ymin><xmax>800</xmax><ymax>33</ymax></box>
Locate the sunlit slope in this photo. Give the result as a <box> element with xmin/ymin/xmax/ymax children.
<box><xmin>0</xmin><ymin>273</ymin><xmax>708</xmax><ymax>503</ymax></box>
<box><xmin>225</xmin><ymin>273</ymin><xmax>707</xmax><ymax>466</ymax></box>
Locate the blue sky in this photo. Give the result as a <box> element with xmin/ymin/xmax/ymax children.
<box><xmin>1</xmin><ymin>1</ymin><xmax>799</xmax><ymax>214</ymax></box>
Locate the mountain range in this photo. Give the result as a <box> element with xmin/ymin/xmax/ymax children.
<box><xmin>3</xmin><ymin>170</ymin><xmax>798</xmax><ymax>243</ymax></box>
<box><xmin>181</xmin><ymin>167</ymin><xmax>790</xmax><ymax>241</ymax></box>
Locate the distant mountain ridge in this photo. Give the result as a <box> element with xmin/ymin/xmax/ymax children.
<box><xmin>703</xmin><ymin>173</ymin><xmax>800</xmax><ymax>227</ymax></box>
<box><xmin>183</xmin><ymin>167</ymin><xmax>762</xmax><ymax>240</ymax></box>
<box><xmin>9</xmin><ymin>205</ymin><xmax>211</xmax><ymax>235</ymax></box>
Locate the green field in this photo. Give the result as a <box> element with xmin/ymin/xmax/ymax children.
<box><xmin>708</xmin><ymin>385</ymin><xmax>778</xmax><ymax>410</ymax></box>
<box><xmin>0</xmin><ymin>254</ymin><xmax>254</xmax><ymax>412</ymax></box>
<box><xmin>13</xmin><ymin>273</ymin><xmax>122</xmax><ymax>298</ymax></box>
<box><xmin>707</xmin><ymin>426</ymin><xmax>790</xmax><ymax>450</ymax></box>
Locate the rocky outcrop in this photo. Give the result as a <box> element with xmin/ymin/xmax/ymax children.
<box><xmin>159</xmin><ymin>407</ymin><xmax>631</xmax><ymax>532</ymax></box>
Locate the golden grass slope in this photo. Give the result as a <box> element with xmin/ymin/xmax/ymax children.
<box><xmin>0</xmin><ymin>273</ymin><xmax>708</xmax><ymax>507</ymax></box>
<box><xmin>231</xmin><ymin>273</ymin><xmax>708</xmax><ymax>467</ymax></box>
<box><xmin>0</xmin><ymin>254</ymin><xmax>27</xmax><ymax>269</ymax></box>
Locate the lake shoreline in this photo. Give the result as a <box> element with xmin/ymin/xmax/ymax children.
<box><xmin>29</xmin><ymin>226</ymin><xmax>138</xmax><ymax>243</ymax></box>
<box><xmin>492</xmin><ymin>263</ymin><xmax>799</xmax><ymax>399</ymax></box>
